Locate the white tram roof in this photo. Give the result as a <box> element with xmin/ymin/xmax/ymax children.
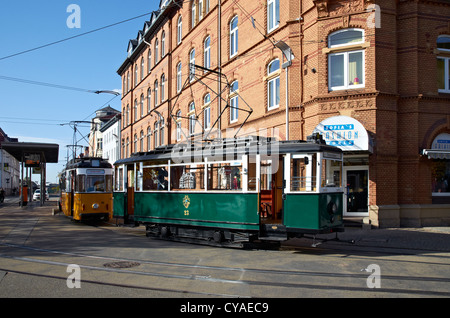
<box><xmin>115</xmin><ymin>136</ymin><xmax>342</xmax><ymax>166</ymax></box>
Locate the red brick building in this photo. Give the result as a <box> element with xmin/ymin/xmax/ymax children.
<box><xmin>117</xmin><ymin>0</ymin><xmax>450</xmax><ymax>227</ymax></box>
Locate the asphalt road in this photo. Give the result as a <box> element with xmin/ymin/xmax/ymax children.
<box><xmin>0</xmin><ymin>199</ymin><xmax>449</xmax><ymax>308</ymax></box>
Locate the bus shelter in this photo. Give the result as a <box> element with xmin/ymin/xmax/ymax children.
<box><xmin>1</xmin><ymin>142</ymin><xmax>59</xmax><ymax>207</ymax></box>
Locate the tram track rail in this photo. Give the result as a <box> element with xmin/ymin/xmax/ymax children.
<box><xmin>1</xmin><ymin>242</ymin><xmax>449</xmax><ymax>297</ymax></box>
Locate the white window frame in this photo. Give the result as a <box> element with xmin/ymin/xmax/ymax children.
<box><xmin>204</xmin><ymin>36</ymin><xmax>211</xmax><ymax>71</ymax></box>
<box><xmin>160</xmin><ymin>74</ymin><xmax>165</xmax><ymax>102</ymax></box>
<box><xmin>189</xmin><ymin>49</ymin><xmax>196</xmax><ymax>82</ymax></box>
<box><xmin>176</xmin><ymin>110</ymin><xmax>182</xmax><ymax>141</ymax></box>
<box><xmin>267</xmin><ymin>0</ymin><xmax>279</xmax><ymax>33</ymax></box>
<box><xmin>177</xmin><ymin>62</ymin><xmax>182</xmax><ymax>92</ymax></box>
<box><xmin>267</xmin><ymin>59</ymin><xmax>280</xmax><ymax>110</ymax></box>
<box><xmin>438</xmin><ymin>56</ymin><xmax>450</xmax><ymax>93</ymax></box>
<box><xmin>161</xmin><ymin>31</ymin><xmax>166</xmax><ymax>57</ymax></box>
<box><xmin>177</xmin><ymin>16</ymin><xmax>183</xmax><ymax>44</ymax></box>
<box><xmin>203</xmin><ymin>93</ymin><xmax>211</xmax><ymax>130</ymax></box>
<box><xmin>328</xmin><ymin>49</ymin><xmax>365</xmax><ymax>91</ymax></box>
<box><xmin>230</xmin><ymin>81</ymin><xmax>239</xmax><ymax>123</ymax></box>
<box><xmin>230</xmin><ymin>16</ymin><xmax>238</xmax><ymax>58</ymax></box>
<box><xmin>189</xmin><ymin>102</ymin><xmax>196</xmax><ymax>135</ymax></box>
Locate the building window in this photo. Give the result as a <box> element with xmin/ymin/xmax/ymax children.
<box><xmin>199</xmin><ymin>0</ymin><xmax>204</xmax><ymax>21</ymax></box>
<box><xmin>155</xmin><ymin>39</ymin><xmax>159</xmax><ymax>64</ymax></box>
<box><xmin>189</xmin><ymin>102</ymin><xmax>196</xmax><ymax>135</ymax></box>
<box><xmin>141</xmin><ymin>57</ymin><xmax>145</xmax><ymax>81</ymax></box>
<box><xmin>127</xmin><ymin>71</ymin><xmax>130</xmax><ymax>92</ymax></box>
<box><xmin>161</xmin><ymin>74</ymin><xmax>165</xmax><ymax>102</ymax></box>
<box><xmin>126</xmin><ymin>105</ymin><xmax>130</xmax><ymax>125</ymax></box>
<box><xmin>148</xmin><ymin>49</ymin><xmax>152</xmax><ymax>73</ymax></box>
<box><xmin>230</xmin><ymin>81</ymin><xmax>239</xmax><ymax>123</ymax></box>
<box><xmin>134</xmin><ymin>99</ymin><xmax>138</xmax><ymax>122</ymax></box>
<box><xmin>191</xmin><ymin>2</ymin><xmax>196</xmax><ymax>29</ymax></box>
<box><xmin>189</xmin><ymin>49</ymin><xmax>196</xmax><ymax>81</ymax></box>
<box><xmin>328</xmin><ymin>29</ymin><xmax>365</xmax><ymax>91</ymax></box>
<box><xmin>140</xmin><ymin>130</ymin><xmax>144</xmax><ymax>152</ymax></box>
<box><xmin>147</xmin><ymin>87</ymin><xmax>152</xmax><ymax>113</ymax></box>
<box><xmin>176</xmin><ymin>110</ymin><xmax>182</xmax><ymax>141</ymax></box>
<box><xmin>437</xmin><ymin>35</ymin><xmax>450</xmax><ymax>93</ymax></box>
<box><xmin>267</xmin><ymin>0</ymin><xmax>279</xmax><ymax>33</ymax></box>
<box><xmin>267</xmin><ymin>59</ymin><xmax>280</xmax><ymax>110</ymax></box>
<box><xmin>154</xmin><ymin>80</ymin><xmax>159</xmax><ymax>106</ymax></box>
<box><xmin>134</xmin><ymin>134</ymin><xmax>138</xmax><ymax>153</ymax></box>
<box><xmin>154</xmin><ymin>122</ymin><xmax>159</xmax><ymax>148</ymax></box>
<box><xmin>204</xmin><ymin>93</ymin><xmax>211</xmax><ymax>130</ymax></box>
<box><xmin>140</xmin><ymin>94</ymin><xmax>144</xmax><ymax>117</ymax></box>
<box><xmin>160</xmin><ymin>118</ymin><xmax>165</xmax><ymax>145</ymax></box>
<box><xmin>177</xmin><ymin>16</ymin><xmax>183</xmax><ymax>44</ymax></box>
<box><xmin>161</xmin><ymin>31</ymin><xmax>166</xmax><ymax>57</ymax></box>
<box><xmin>177</xmin><ymin>62</ymin><xmax>182</xmax><ymax>92</ymax></box>
<box><xmin>147</xmin><ymin>127</ymin><xmax>152</xmax><ymax>150</ymax></box>
<box><xmin>230</xmin><ymin>16</ymin><xmax>238</xmax><ymax>58</ymax></box>
<box><xmin>204</xmin><ymin>36</ymin><xmax>211</xmax><ymax>71</ymax></box>
<box><xmin>135</xmin><ymin>64</ymin><xmax>138</xmax><ymax>87</ymax></box>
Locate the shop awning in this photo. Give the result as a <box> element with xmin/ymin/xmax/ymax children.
<box><xmin>1</xmin><ymin>142</ymin><xmax>59</xmax><ymax>164</ymax></box>
<box><xmin>422</xmin><ymin>149</ymin><xmax>450</xmax><ymax>159</ymax></box>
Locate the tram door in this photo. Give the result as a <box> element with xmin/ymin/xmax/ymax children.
<box><xmin>259</xmin><ymin>156</ymin><xmax>283</xmax><ymax>224</ymax></box>
<box><xmin>125</xmin><ymin>164</ymin><xmax>135</xmax><ymax>223</ymax></box>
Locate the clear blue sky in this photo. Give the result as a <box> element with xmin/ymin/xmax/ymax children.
<box><xmin>0</xmin><ymin>1</ymin><xmax>160</xmax><ymax>183</ymax></box>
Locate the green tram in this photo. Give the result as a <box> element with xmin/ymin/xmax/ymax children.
<box><xmin>113</xmin><ymin>136</ymin><xmax>344</xmax><ymax>246</ymax></box>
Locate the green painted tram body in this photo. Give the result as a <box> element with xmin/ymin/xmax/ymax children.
<box><xmin>113</xmin><ymin>137</ymin><xmax>345</xmax><ymax>243</ymax></box>
<box><xmin>133</xmin><ymin>192</ymin><xmax>260</xmax><ymax>231</ymax></box>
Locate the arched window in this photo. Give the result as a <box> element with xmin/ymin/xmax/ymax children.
<box><xmin>267</xmin><ymin>59</ymin><xmax>280</xmax><ymax>110</ymax></box>
<box><xmin>230</xmin><ymin>16</ymin><xmax>238</xmax><ymax>57</ymax></box>
<box><xmin>177</xmin><ymin>16</ymin><xmax>183</xmax><ymax>44</ymax></box>
<box><xmin>328</xmin><ymin>28</ymin><xmax>365</xmax><ymax>91</ymax></box>
<box><xmin>140</xmin><ymin>130</ymin><xmax>144</xmax><ymax>152</ymax></box>
<box><xmin>134</xmin><ymin>99</ymin><xmax>138</xmax><ymax>122</ymax></box>
<box><xmin>140</xmin><ymin>94</ymin><xmax>144</xmax><ymax>117</ymax></box>
<box><xmin>204</xmin><ymin>94</ymin><xmax>211</xmax><ymax>129</ymax></box>
<box><xmin>204</xmin><ymin>36</ymin><xmax>211</xmax><ymax>71</ymax></box>
<box><xmin>189</xmin><ymin>102</ymin><xmax>196</xmax><ymax>135</ymax></box>
<box><xmin>191</xmin><ymin>2</ymin><xmax>196</xmax><ymax>29</ymax></box>
<box><xmin>161</xmin><ymin>74</ymin><xmax>165</xmax><ymax>102</ymax></box>
<box><xmin>126</xmin><ymin>105</ymin><xmax>130</xmax><ymax>125</ymax></box>
<box><xmin>135</xmin><ymin>64</ymin><xmax>139</xmax><ymax>86</ymax></box>
<box><xmin>147</xmin><ymin>87</ymin><xmax>152</xmax><ymax>113</ymax></box>
<box><xmin>127</xmin><ymin>71</ymin><xmax>130</xmax><ymax>92</ymax></box>
<box><xmin>141</xmin><ymin>57</ymin><xmax>145</xmax><ymax>81</ymax></box>
<box><xmin>147</xmin><ymin>126</ymin><xmax>152</xmax><ymax>150</ymax></box>
<box><xmin>199</xmin><ymin>0</ymin><xmax>204</xmax><ymax>21</ymax></box>
<box><xmin>148</xmin><ymin>49</ymin><xmax>152</xmax><ymax>73</ymax></box>
<box><xmin>176</xmin><ymin>110</ymin><xmax>182</xmax><ymax>141</ymax></box>
<box><xmin>189</xmin><ymin>48</ymin><xmax>196</xmax><ymax>81</ymax></box>
<box><xmin>161</xmin><ymin>31</ymin><xmax>166</xmax><ymax>57</ymax></box>
<box><xmin>437</xmin><ymin>35</ymin><xmax>450</xmax><ymax>93</ymax></box>
<box><xmin>154</xmin><ymin>39</ymin><xmax>159</xmax><ymax>64</ymax></box>
<box><xmin>154</xmin><ymin>121</ymin><xmax>159</xmax><ymax>148</ymax></box>
<box><xmin>177</xmin><ymin>62</ymin><xmax>182</xmax><ymax>92</ymax></box>
<box><xmin>154</xmin><ymin>80</ymin><xmax>159</xmax><ymax>106</ymax></box>
<box><xmin>133</xmin><ymin>134</ymin><xmax>138</xmax><ymax>153</ymax></box>
<box><xmin>160</xmin><ymin>118</ymin><xmax>165</xmax><ymax>146</ymax></box>
<box><xmin>230</xmin><ymin>81</ymin><xmax>239</xmax><ymax>122</ymax></box>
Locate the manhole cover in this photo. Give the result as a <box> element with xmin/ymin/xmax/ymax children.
<box><xmin>103</xmin><ymin>261</ymin><xmax>140</xmax><ymax>269</ymax></box>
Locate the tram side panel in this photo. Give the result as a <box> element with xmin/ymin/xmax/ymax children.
<box><xmin>284</xmin><ymin>192</ymin><xmax>343</xmax><ymax>234</ymax></box>
<box><xmin>133</xmin><ymin>192</ymin><xmax>260</xmax><ymax>232</ymax></box>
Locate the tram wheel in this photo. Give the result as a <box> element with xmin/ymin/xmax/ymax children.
<box><xmin>160</xmin><ymin>226</ymin><xmax>171</xmax><ymax>238</ymax></box>
<box><xmin>213</xmin><ymin>231</ymin><xmax>224</xmax><ymax>243</ymax></box>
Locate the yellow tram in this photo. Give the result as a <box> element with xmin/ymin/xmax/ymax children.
<box><xmin>59</xmin><ymin>157</ymin><xmax>113</xmax><ymax>221</ymax></box>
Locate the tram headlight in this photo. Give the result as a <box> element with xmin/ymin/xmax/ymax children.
<box><xmin>92</xmin><ymin>203</ymin><xmax>99</xmax><ymax>209</ymax></box>
<box><xmin>327</xmin><ymin>202</ymin><xmax>337</xmax><ymax>215</ymax></box>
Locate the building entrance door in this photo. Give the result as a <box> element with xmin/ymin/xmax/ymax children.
<box><xmin>344</xmin><ymin>166</ymin><xmax>369</xmax><ymax>216</ymax></box>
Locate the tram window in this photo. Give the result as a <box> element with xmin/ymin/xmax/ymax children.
<box><xmin>105</xmin><ymin>175</ymin><xmax>113</xmax><ymax>192</ymax></box>
<box><xmin>291</xmin><ymin>154</ymin><xmax>317</xmax><ymax>192</ymax></box>
<box><xmin>76</xmin><ymin>175</ymin><xmax>86</xmax><ymax>192</ymax></box>
<box><xmin>116</xmin><ymin>168</ymin><xmax>124</xmax><ymax>191</ymax></box>
<box><xmin>87</xmin><ymin>175</ymin><xmax>106</xmax><ymax>192</ymax></box>
<box><xmin>142</xmin><ymin>167</ymin><xmax>168</xmax><ymax>190</ymax></box>
<box><xmin>248</xmin><ymin>161</ymin><xmax>257</xmax><ymax>191</ymax></box>
<box><xmin>208</xmin><ymin>163</ymin><xmax>242</xmax><ymax>190</ymax></box>
<box><xmin>260</xmin><ymin>160</ymin><xmax>273</xmax><ymax>191</ymax></box>
<box><xmin>171</xmin><ymin>164</ymin><xmax>205</xmax><ymax>191</ymax></box>
<box><xmin>321</xmin><ymin>157</ymin><xmax>342</xmax><ymax>188</ymax></box>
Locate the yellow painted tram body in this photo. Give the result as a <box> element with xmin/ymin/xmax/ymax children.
<box><xmin>59</xmin><ymin>157</ymin><xmax>113</xmax><ymax>222</ymax></box>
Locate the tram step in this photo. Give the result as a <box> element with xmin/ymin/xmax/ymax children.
<box><xmin>258</xmin><ymin>236</ymin><xmax>287</xmax><ymax>242</ymax></box>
